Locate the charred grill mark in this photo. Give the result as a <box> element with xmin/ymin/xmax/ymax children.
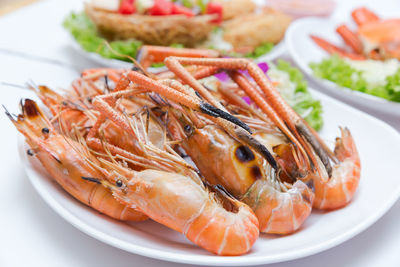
<box><xmin>250</xmin><ymin>166</ymin><xmax>262</xmax><ymax>180</ymax></box>
<box><xmin>235</xmin><ymin>145</ymin><xmax>255</xmax><ymax>162</ymax></box>
<box><xmin>235</xmin><ymin>130</ymin><xmax>278</xmax><ymax>170</ymax></box>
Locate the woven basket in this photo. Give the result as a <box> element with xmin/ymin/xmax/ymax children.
<box><xmin>85</xmin><ymin>4</ymin><xmax>216</xmax><ymax>47</ymax></box>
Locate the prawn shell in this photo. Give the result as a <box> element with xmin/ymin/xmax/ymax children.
<box><xmin>115</xmin><ymin>169</ymin><xmax>259</xmax><ymax>255</ymax></box>
<box><xmin>242</xmin><ymin>180</ymin><xmax>313</xmax><ymax>234</ymax></box>
<box><xmin>184</xmin><ymin>125</ymin><xmax>264</xmax><ymax>197</ymax></box>
<box><xmin>186</xmin><ymin>202</ymin><xmax>259</xmax><ymax>256</ymax></box>
<box><xmin>312</xmin><ymin>128</ymin><xmax>361</xmax><ymax>210</ymax></box>
<box><xmin>34</xmin><ymin>136</ymin><xmax>148</xmax><ymax>221</ymax></box>
<box><xmin>13</xmin><ymin>100</ymin><xmax>147</xmax><ymax>222</ymax></box>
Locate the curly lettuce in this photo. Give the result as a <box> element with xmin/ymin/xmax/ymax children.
<box><xmin>245</xmin><ymin>43</ymin><xmax>274</xmax><ymax>59</ymax></box>
<box><xmin>310</xmin><ymin>55</ymin><xmax>400</xmax><ymax>102</ymax></box>
<box><xmin>276</xmin><ymin>60</ymin><xmax>323</xmax><ymax>131</ymax></box>
<box><xmin>64</xmin><ymin>12</ymin><xmax>275</xmax><ymax>63</ymax></box>
<box><xmin>63</xmin><ymin>12</ymin><xmax>142</xmax><ymax>62</ymax></box>
<box><xmin>384</xmin><ymin>68</ymin><xmax>400</xmax><ymax>102</ymax></box>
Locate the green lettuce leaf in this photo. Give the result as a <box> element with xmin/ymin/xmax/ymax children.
<box><xmin>385</xmin><ymin>68</ymin><xmax>400</xmax><ymax>102</ymax></box>
<box><xmin>310</xmin><ymin>55</ymin><xmax>400</xmax><ymax>102</ymax></box>
<box><xmin>245</xmin><ymin>43</ymin><xmax>274</xmax><ymax>59</ymax></box>
<box><xmin>63</xmin><ymin>12</ymin><xmax>142</xmax><ymax>62</ymax></box>
<box><xmin>277</xmin><ymin>59</ymin><xmax>324</xmax><ymax>131</ymax></box>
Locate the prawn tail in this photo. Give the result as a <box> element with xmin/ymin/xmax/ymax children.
<box><xmin>241</xmin><ymin>179</ymin><xmax>313</xmax><ymax>234</ymax></box>
<box><xmin>310</xmin><ymin>128</ymin><xmax>360</xmax><ymax>210</ymax></box>
<box><xmin>334</xmin><ymin>127</ymin><xmax>360</xmax><ymax>164</ymax></box>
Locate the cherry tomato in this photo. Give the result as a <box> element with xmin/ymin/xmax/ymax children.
<box><xmin>206</xmin><ymin>2</ymin><xmax>223</xmax><ymax>23</ymax></box>
<box><xmin>150</xmin><ymin>0</ymin><xmax>173</xmax><ymax>15</ymax></box>
<box><xmin>172</xmin><ymin>4</ymin><xmax>194</xmax><ymax>17</ymax></box>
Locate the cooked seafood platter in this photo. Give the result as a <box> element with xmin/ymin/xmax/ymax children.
<box><xmin>2</xmin><ymin>0</ymin><xmax>400</xmax><ymax>265</ymax></box>
<box><xmin>10</xmin><ymin>49</ymin><xmax>360</xmax><ymax>255</ymax></box>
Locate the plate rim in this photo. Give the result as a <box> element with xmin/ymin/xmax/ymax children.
<box><xmin>285</xmin><ymin>17</ymin><xmax>400</xmax><ymax>113</ymax></box>
<box><xmin>19</xmin><ymin>90</ymin><xmax>400</xmax><ymax>266</ymax></box>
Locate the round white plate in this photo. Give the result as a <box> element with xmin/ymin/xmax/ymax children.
<box><xmin>285</xmin><ymin>17</ymin><xmax>400</xmax><ymax>116</ymax></box>
<box><xmin>69</xmin><ymin>34</ymin><xmax>286</xmax><ymax>70</ymax></box>
<box><xmin>19</xmin><ymin>90</ymin><xmax>400</xmax><ymax>266</ymax></box>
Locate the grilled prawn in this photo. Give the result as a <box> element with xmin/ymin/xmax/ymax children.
<box><xmin>139</xmin><ymin>51</ymin><xmax>361</xmax><ymax>211</ymax></box>
<box><xmin>7</xmin><ymin>99</ymin><xmax>147</xmax><ymax>221</ymax></box>
<box><xmin>79</xmin><ymin>102</ymin><xmax>259</xmax><ymax>255</ymax></box>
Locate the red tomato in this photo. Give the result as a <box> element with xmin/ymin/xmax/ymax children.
<box><xmin>206</xmin><ymin>2</ymin><xmax>223</xmax><ymax>23</ymax></box>
<box><xmin>150</xmin><ymin>0</ymin><xmax>174</xmax><ymax>15</ymax></box>
<box><xmin>172</xmin><ymin>4</ymin><xmax>194</xmax><ymax>17</ymax></box>
<box><xmin>118</xmin><ymin>0</ymin><xmax>135</xmax><ymax>15</ymax></box>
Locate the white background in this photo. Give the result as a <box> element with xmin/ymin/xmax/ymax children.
<box><xmin>0</xmin><ymin>0</ymin><xmax>399</xmax><ymax>266</ymax></box>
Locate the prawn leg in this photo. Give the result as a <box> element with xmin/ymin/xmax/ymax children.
<box><xmin>336</xmin><ymin>24</ymin><xmax>364</xmax><ymax>54</ymax></box>
<box><xmin>126</xmin><ymin>70</ymin><xmax>251</xmax><ymax>132</ymax></box>
<box><xmin>137</xmin><ymin>45</ymin><xmax>220</xmax><ymax>69</ymax></box>
<box><xmin>163</xmin><ymin>56</ymin><xmax>361</xmax><ymax>209</ymax></box>
<box><xmin>310</xmin><ymin>35</ymin><xmax>366</xmax><ymax>60</ymax></box>
<box><xmin>351</xmin><ymin>7</ymin><xmax>380</xmax><ymax>26</ymax></box>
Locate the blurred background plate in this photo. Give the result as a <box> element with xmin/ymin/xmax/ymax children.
<box><xmin>285</xmin><ymin>17</ymin><xmax>400</xmax><ymax>116</ymax></box>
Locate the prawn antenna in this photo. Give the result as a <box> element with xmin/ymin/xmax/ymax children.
<box><xmin>3</xmin><ymin>105</ymin><xmax>15</xmax><ymax>121</ymax></box>
<box><xmin>102</xmin><ymin>40</ymin><xmax>152</xmax><ymax>78</ymax></box>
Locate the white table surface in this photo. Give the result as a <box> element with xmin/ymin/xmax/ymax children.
<box><xmin>0</xmin><ymin>0</ymin><xmax>399</xmax><ymax>266</ymax></box>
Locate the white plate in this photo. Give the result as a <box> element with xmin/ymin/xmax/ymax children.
<box><xmin>285</xmin><ymin>17</ymin><xmax>400</xmax><ymax>116</ymax></box>
<box><xmin>69</xmin><ymin>34</ymin><xmax>286</xmax><ymax>70</ymax></box>
<box><xmin>19</xmin><ymin>90</ymin><xmax>400</xmax><ymax>266</ymax></box>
